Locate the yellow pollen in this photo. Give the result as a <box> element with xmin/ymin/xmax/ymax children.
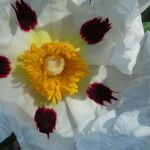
<box><xmin>19</xmin><ymin>41</ymin><xmax>89</xmax><ymax>105</ymax></box>
<box><xmin>44</xmin><ymin>56</ymin><xmax>65</xmax><ymax>76</ymax></box>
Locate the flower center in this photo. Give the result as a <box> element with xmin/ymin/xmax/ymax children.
<box><xmin>19</xmin><ymin>41</ymin><xmax>89</xmax><ymax>105</ymax></box>
<box><xmin>44</xmin><ymin>56</ymin><xmax>65</xmax><ymax>76</ymax></box>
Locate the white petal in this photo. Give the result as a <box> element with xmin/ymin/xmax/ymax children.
<box><xmin>75</xmin><ymin>132</ymin><xmax>150</xmax><ymax>150</ymax></box>
<box><xmin>0</xmin><ymin>75</ymin><xmax>37</xmax><ymax>120</ymax></box>
<box><xmin>0</xmin><ymin>29</ymin><xmax>30</xmax><ymax>64</ymax></box>
<box><xmin>22</xmin><ymin>127</ymin><xmax>75</xmax><ymax>150</ymax></box>
<box><xmin>65</xmin><ymin>66</ymin><xmax>106</xmax><ymax>132</ymax></box>
<box><xmin>110</xmin><ymin>16</ymin><xmax>144</xmax><ymax>74</ymax></box>
<box><xmin>108</xmin><ymin>76</ymin><xmax>150</xmax><ymax>150</ymax></box>
<box><xmin>62</xmin><ymin>65</ymin><xmax>134</xmax><ymax>132</ymax></box>
<box><xmin>138</xmin><ymin>0</ymin><xmax>150</xmax><ymax>13</ymax></box>
<box><xmin>0</xmin><ymin>102</ymin><xmax>33</xmax><ymax>148</ymax></box>
<box><xmin>118</xmin><ymin>76</ymin><xmax>150</xmax><ymax>113</ymax></box>
<box><xmin>89</xmin><ymin>110</ymin><xmax>116</xmax><ymax>133</ymax></box>
<box><xmin>0</xmin><ymin>110</ymin><xmax>12</xmax><ymax>142</ymax></box>
<box><xmin>0</xmin><ymin>102</ymin><xmax>75</xmax><ymax>149</ymax></box>
<box><xmin>54</xmin><ymin>101</ymin><xmax>74</xmax><ymax>136</ymax></box>
<box><xmin>0</xmin><ymin>77</ymin><xmax>22</xmax><ymax>103</ymax></box>
<box><xmin>10</xmin><ymin>0</ymin><xmax>70</xmax><ymax>40</ymax></box>
<box><xmin>65</xmin><ymin>98</ymin><xmax>98</xmax><ymax>132</ymax></box>
<box><xmin>0</xmin><ymin>2</ymin><xmax>12</xmax><ymax>49</ymax></box>
<box><xmin>114</xmin><ymin>111</ymin><xmax>140</xmax><ymax>135</ymax></box>
<box><xmin>133</xmin><ymin>31</ymin><xmax>150</xmax><ymax>76</ymax></box>
<box><xmin>36</xmin><ymin>0</ymin><xmax>70</xmax><ymax>27</ymax></box>
<box><xmin>74</xmin><ymin>76</ymin><xmax>150</xmax><ymax>150</ymax></box>
<box><xmin>67</xmin><ymin>0</ymin><xmax>144</xmax><ymax>74</ymax></box>
<box><xmin>71</xmin><ymin>0</ymin><xmax>87</xmax><ymax>5</ymax></box>
<box><xmin>75</xmin><ymin>133</ymin><xmax>101</xmax><ymax>150</ymax></box>
<box><xmin>0</xmin><ymin>2</ymin><xmax>34</xmax><ymax>59</ymax></box>
<box><xmin>114</xmin><ymin>76</ymin><xmax>150</xmax><ymax>135</ymax></box>
<box><xmin>11</xmin><ymin>0</ymin><xmax>69</xmax><ymax>26</ymax></box>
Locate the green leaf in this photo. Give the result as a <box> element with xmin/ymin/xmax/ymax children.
<box><xmin>143</xmin><ymin>22</ymin><xmax>150</xmax><ymax>32</ymax></box>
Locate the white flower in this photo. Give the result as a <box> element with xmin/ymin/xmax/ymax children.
<box><xmin>0</xmin><ymin>0</ymin><xmax>149</xmax><ymax>149</ymax></box>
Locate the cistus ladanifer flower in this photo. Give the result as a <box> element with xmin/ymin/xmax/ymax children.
<box><xmin>0</xmin><ymin>0</ymin><xmax>146</xmax><ymax>146</ymax></box>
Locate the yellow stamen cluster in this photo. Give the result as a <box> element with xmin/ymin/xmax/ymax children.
<box><xmin>19</xmin><ymin>42</ymin><xmax>89</xmax><ymax>105</ymax></box>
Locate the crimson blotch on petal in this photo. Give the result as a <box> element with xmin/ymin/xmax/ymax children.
<box><xmin>34</xmin><ymin>107</ymin><xmax>57</xmax><ymax>138</ymax></box>
<box><xmin>80</xmin><ymin>17</ymin><xmax>112</xmax><ymax>44</ymax></box>
<box><xmin>11</xmin><ymin>0</ymin><xmax>38</xmax><ymax>32</ymax></box>
<box><xmin>86</xmin><ymin>82</ymin><xmax>118</xmax><ymax>105</ymax></box>
<box><xmin>0</xmin><ymin>55</ymin><xmax>11</xmax><ymax>78</ymax></box>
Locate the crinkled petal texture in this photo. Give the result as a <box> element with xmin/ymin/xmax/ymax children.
<box><xmin>1</xmin><ymin>73</ymin><xmax>150</xmax><ymax>149</ymax></box>
<box><xmin>133</xmin><ymin>31</ymin><xmax>150</xmax><ymax>76</ymax></box>
<box><xmin>56</xmin><ymin>65</ymin><xmax>134</xmax><ymax>134</ymax></box>
<box><xmin>0</xmin><ymin>102</ymin><xmax>75</xmax><ymax>149</ymax></box>
<box><xmin>138</xmin><ymin>0</ymin><xmax>150</xmax><ymax>13</ymax></box>
<box><xmin>67</xmin><ymin>0</ymin><xmax>144</xmax><ymax>74</ymax></box>
<box><xmin>73</xmin><ymin>32</ymin><xmax>150</xmax><ymax>149</ymax></box>
<box><xmin>0</xmin><ymin>1</ymin><xmax>12</xmax><ymax>48</ymax></box>
<box><xmin>75</xmin><ymin>76</ymin><xmax>150</xmax><ymax>150</ymax></box>
<box><xmin>0</xmin><ymin>0</ymin><xmax>145</xmax><ymax>73</ymax></box>
<box><xmin>0</xmin><ymin>0</ymin><xmax>149</xmax><ymax>149</ymax></box>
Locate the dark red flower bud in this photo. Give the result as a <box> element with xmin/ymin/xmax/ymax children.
<box><xmin>11</xmin><ymin>0</ymin><xmax>38</xmax><ymax>32</ymax></box>
<box><xmin>86</xmin><ymin>82</ymin><xmax>118</xmax><ymax>105</ymax></box>
<box><xmin>0</xmin><ymin>55</ymin><xmax>11</xmax><ymax>78</ymax></box>
<box><xmin>34</xmin><ymin>107</ymin><xmax>57</xmax><ymax>138</ymax></box>
<box><xmin>80</xmin><ymin>17</ymin><xmax>112</xmax><ymax>44</ymax></box>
